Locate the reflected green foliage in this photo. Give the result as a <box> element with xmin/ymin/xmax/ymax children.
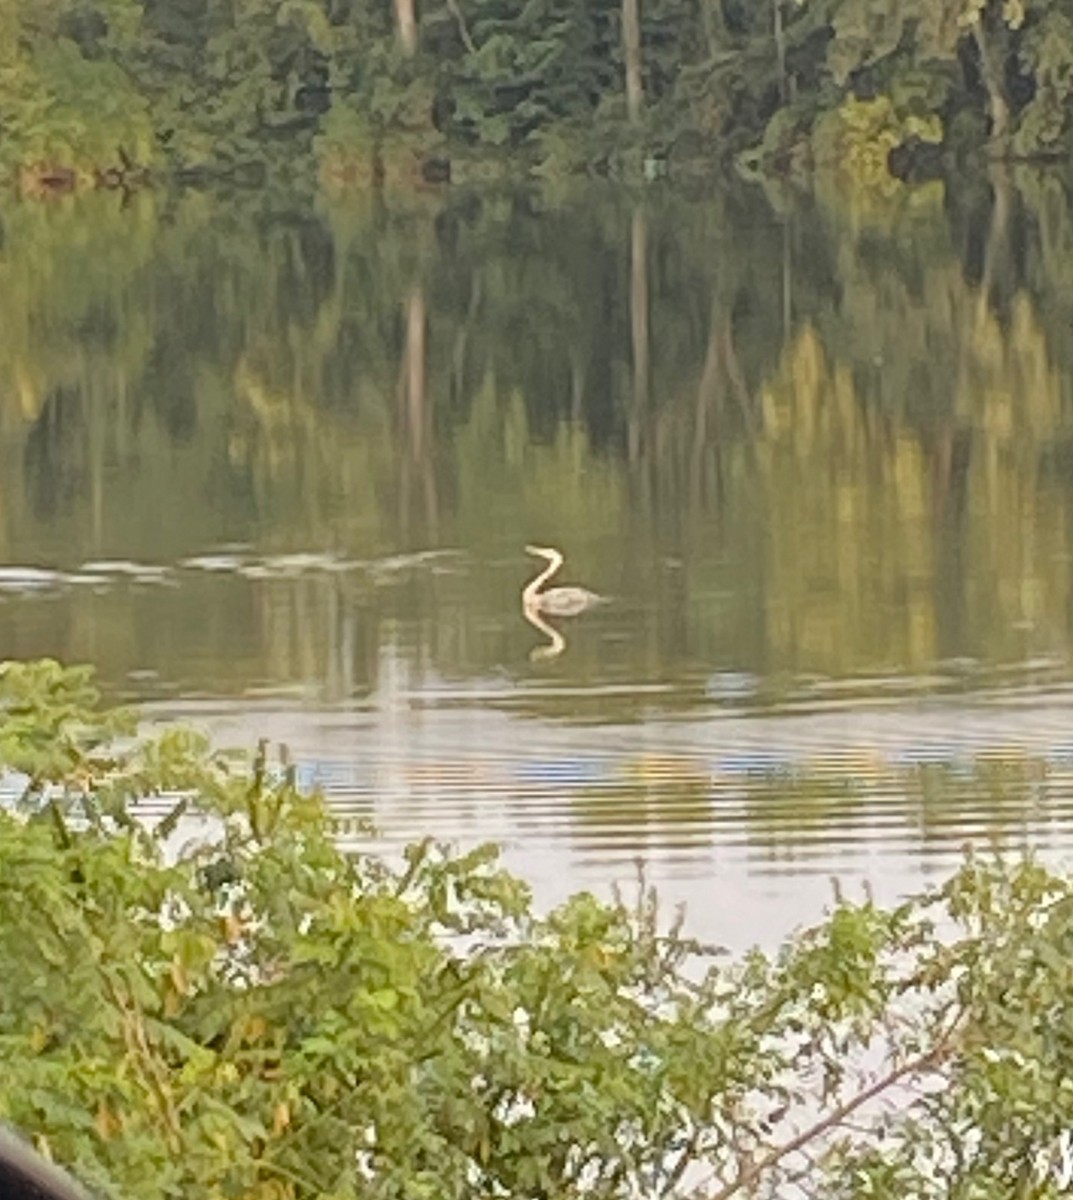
<box><xmin>3</xmin><ymin>177</ymin><xmax>1073</xmax><ymax>704</ymax></box>
<box><xmin>4</xmin><ymin>661</ymin><xmax>1073</xmax><ymax>1197</ymax></box>
<box><xmin>7</xmin><ymin>0</ymin><xmax>1073</xmax><ymax>182</ymax></box>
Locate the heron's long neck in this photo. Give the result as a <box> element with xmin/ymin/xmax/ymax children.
<box><xmin>523</xmin><ymin>553</ymin><xmax>562</xmax><ymax>604</ymax></box>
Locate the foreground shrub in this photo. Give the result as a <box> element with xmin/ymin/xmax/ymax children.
<box><xmin>0</xmin><ymin>659</ymin><xmax>1072</xmax><ymax>1199</ymax></box>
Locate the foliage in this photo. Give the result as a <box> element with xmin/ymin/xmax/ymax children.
<box><xmin>0</xmin><ymin>3</ymin><xmax>153</xmax><ymax>183</ymax></box>
<box><xmin>1</xmin><ymin>659</ymin><xmax>1073</xmax><ymax>1197</ymax></box>
<box><xmin>812</xmin><ymin>94</ymin><xmax>943</xmax><ymax>189</ymax></box>
<box><xmin>6</xmin><ymin>0</ymin><xmax>1073</xmax><ymax>184</ymax></box>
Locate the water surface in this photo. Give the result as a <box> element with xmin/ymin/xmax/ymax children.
<box><xmin>4</xmin><ymin>176</ymin><xmax>1073</xmax><ymax>949</ymax></box>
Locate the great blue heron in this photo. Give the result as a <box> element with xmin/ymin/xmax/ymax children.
<box><xmin>522</xmin><ymin>545</ymin><xmax>602</xmax><ymax>617</ymax></box>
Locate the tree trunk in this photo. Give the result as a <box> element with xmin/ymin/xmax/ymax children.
<box><xmin>622</xmin><ymin>0</ymin><xmax>643</xmax><ymax>124</ymax></box>
<box><xmin>393</xmin><ymin>0</ymin><xmax>417</xmax><ymax>56</ymax></box>
<box><xmin>699</xmin><ymin>0</ymin><xmax>728</xmax><ymax>61</ymax></box>
<box><xmin>971</xmin><ymin>18</ymin><xmax>1009</xmax><ymax>150</ymax></box>
<box><xmin>773</xmin><ymin>0</ymin><xmax>786</xmax><ymax>104</ymax></box>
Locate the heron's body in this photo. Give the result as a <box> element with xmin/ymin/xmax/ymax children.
<box><xmin>522</xmin><ymin>546</ymin><xmax>602</xmax><ymax>616</ymax></box>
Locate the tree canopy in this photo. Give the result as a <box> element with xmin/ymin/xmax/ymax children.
<box><xmin>4</xmin><ymin>0</ymin><xmax>1073</xmax><ymax>187</ymax></box>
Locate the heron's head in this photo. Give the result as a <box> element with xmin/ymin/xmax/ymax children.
<box><xmin>525</xmin><ymin>544</ymin><xmax>560</xmax><ymax>560</ymax></box>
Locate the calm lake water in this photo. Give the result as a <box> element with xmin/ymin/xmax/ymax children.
<box><xmin>4</xmin><ymin>174</ymin><xmax>1073</xmax><ymax>950</ymax></box>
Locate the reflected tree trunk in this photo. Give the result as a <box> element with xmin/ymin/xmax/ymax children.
<box><xmin>977</xmin><ymin>165</ymin><xmax>1012</xmax><ymax>320</ymax></box>
<box><xmin>451</xmin><ymin>277</ymin><xmax>481</xmax><ymax>406</ymax></box>
<box><xmin>932</xmin><ymin>428</ymin><xmax>972</xmax><ymax>528</ymax></box>
<box><xmin>931</xmin><ymin>426</ymin><xmax>972</xmax><ymax>661</ymax></box>
<box><xmin>622</xmin><ymin>0</ymin><xmax>643</xmax><ymax>125</ymax></box>
<box><xmin>406</xmin><ymin>286</ymin><xmax>427</xmax><ymax>464</ymax></box>
<box><xmin>628</xmin><ymin>209</ymin><xmax>650</xmax><ymax>468</ymax></box>
<box><xmin>88</xmin><ymin>378</ymin><xmax>104</xmax><ymax>552</ymax></box>
<box><xmin>394</xmin><ymin>0</ymin><xmax>418</xmax><ymax>55</ymax></box>
<box><xmin>325</xmin><ymin>578</ymin><xmax>357</xmax><ymax>701</ymax></box>
<box><xmin>719</xmin><ymin>318</ymin><xmax>753</xmax><ymax>430</ymax></box>
<box><xmin>691</xmin><ymin>309</ymin><xmax>722</xmax><ymax>510</ymax></box>
<box><xmin>397</xmin><ymin>286</ymin><xmax>437</xmax><ymax>536</ymax></box>
<box><xmin>570</xmin><ymin>359</ymin><xmax>585</xmax><ymax>423</ymax></box>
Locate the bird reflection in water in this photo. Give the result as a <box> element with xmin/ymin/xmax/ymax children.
<box><xmin>521</xmin><ymin>545</ymin><xmax>602</xmax><ymax>661</ymax></box>
<box><xmin>523</xmin><ymin>603</ymin><xmax>566</xmax><ymax>661</ymax></box>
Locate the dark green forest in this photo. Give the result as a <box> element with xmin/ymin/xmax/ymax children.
<box><xmin>4</xmin><ymin>0</ymin><xmax>1073</xmax><ymax>190</ymax></box>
